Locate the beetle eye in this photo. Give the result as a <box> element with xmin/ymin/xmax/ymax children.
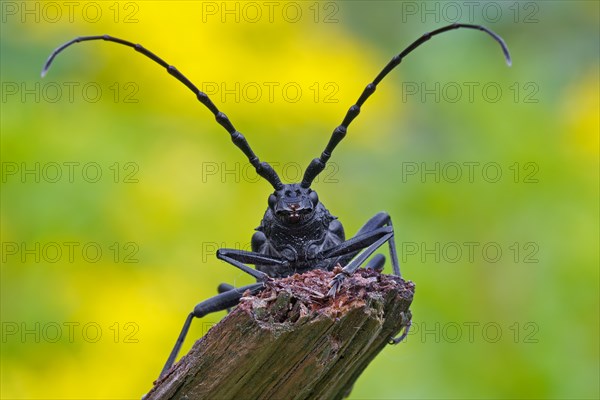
<box><xmin>309</xmin><ymin>191</ymin><xmax>319</xmax><ymax>206</ymax></box>
<box><xmin>268</xmin><ymin>194</ymin><xmax>277</xmax><ymax>209</ymax></box>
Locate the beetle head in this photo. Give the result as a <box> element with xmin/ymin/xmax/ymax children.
<box><xmin>268</xmin><ymin>183</ymin><xmax>319</xmax><ymax>225</ymax></box>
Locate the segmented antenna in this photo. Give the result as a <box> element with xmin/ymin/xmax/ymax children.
<box><xmin>42</xmin><ymin>35</ymin><xmax>283</xmax><ymax>191</ymax></box>
<box><xmin>300</xmin><ymin>23</ymin><xmax>512</xmax><ymax>188</ymax></box>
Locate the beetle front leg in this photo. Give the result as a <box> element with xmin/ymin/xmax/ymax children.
<box><xmin>158</xmin><ymin>282</ymin><xmax>264</xmax><ymax>379</ymax></box>
<box><xmin>353</xmin><ymin>212</ymin><xmax>401</xmax><ymax>276</ymax></box>
<box><xmin>326</xmin><ymin>230</ymin><xmax>394</xmax><ymax>296</ymax></box>
<box><xmin>325</xmin><ymin>212</ymin><xmax>402</xmax><ymax>295</ymax></box>
<box><xmin>216</xmin><ymin>248</ymin><xmax>287</xmax><ymax>281</ymax></box>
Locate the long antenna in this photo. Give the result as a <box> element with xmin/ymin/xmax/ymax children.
<box><xmin>42</xmin><ymin>35</ymin><xmax>283</xmax><ymax>190</ymax></box>
<box><xmin>300</xmin><ymin>23</ymin><xmax>512</xmax><ymax>188</ymax></box>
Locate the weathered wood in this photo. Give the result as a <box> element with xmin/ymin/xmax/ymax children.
<box><xmin>145</xmin><ymin>268</ymin><xmax>414</xmax><ymax>400</ymax></box>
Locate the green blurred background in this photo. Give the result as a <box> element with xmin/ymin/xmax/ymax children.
<box><xmin>1</xmin><ymin>1</ymin><xmax>598</xmax><ymax>399</ymax></box>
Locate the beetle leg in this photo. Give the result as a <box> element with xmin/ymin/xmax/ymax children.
<box><xmin>365</xmin><ymin>253</ymin><xmax>385</xmax><ymax>272</ymax></box>
<box><xmin>327</xmin><ymin>231</ymin><xmax>393</xmax><ymax>296</ymax></box>
<box><xmin>321</xmin><ymin>226</ymin><xmax>393</xmax><ymax>259</ymax></box>
<box><xmin>390</xmin><ymin>315</ymin><xmax>412</xmax><ymax>344</ymax></box>
<box><xmin>217</xmin><ymin>283</ymin><xmax>236</xmax><ymax>313</ymax></box>
<box><xmin>353</xmin><ymin>212</ymin><xmax>400</xmax><ymax>276</ymax></box>
<box><xmin>159</xmin><ymin>282</ymin><xmax>264</xmax><ymax>379</ymax></box>
<box><xmin>216</xmin><ymin>248</ymin><xmax>287</xmax><ymax>281</ymax></box>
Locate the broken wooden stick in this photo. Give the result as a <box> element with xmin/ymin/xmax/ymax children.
<box><xmin>145</xmin><ymin>268</ymin><xmax>415</xmax><ymax>400</ymax></box>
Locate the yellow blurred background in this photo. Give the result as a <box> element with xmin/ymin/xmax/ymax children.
<box><xmin>1</xmin><ymin>1</ymin><xmax>598</xmax><ymax>399</ymax></box>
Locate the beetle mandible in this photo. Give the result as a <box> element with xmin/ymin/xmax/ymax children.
<box><xmin>42</xmin><ymin>23</ymin><xmax>511</xmax><ymax>380</ymax></box>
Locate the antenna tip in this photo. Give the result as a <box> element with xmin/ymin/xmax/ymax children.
<box><xmin>41</xmin><ymin>50</ymin><xmax>57</xmax><ymax>78</ymax></box>
<box><xmin>41</xmin><ymin>58</ymin><xmax>52</xmax><ymax>78</ymax></box>
<box><xmin>504</xmin><ymin>50</ymin><xmax>512</xmax><ymax>67</ymax></box>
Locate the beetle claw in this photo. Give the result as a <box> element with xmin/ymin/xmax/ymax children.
<box><xmin>327</xmin><ymin>272</ymin><xmax>347</xmax><ymax>297</ymax></box>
